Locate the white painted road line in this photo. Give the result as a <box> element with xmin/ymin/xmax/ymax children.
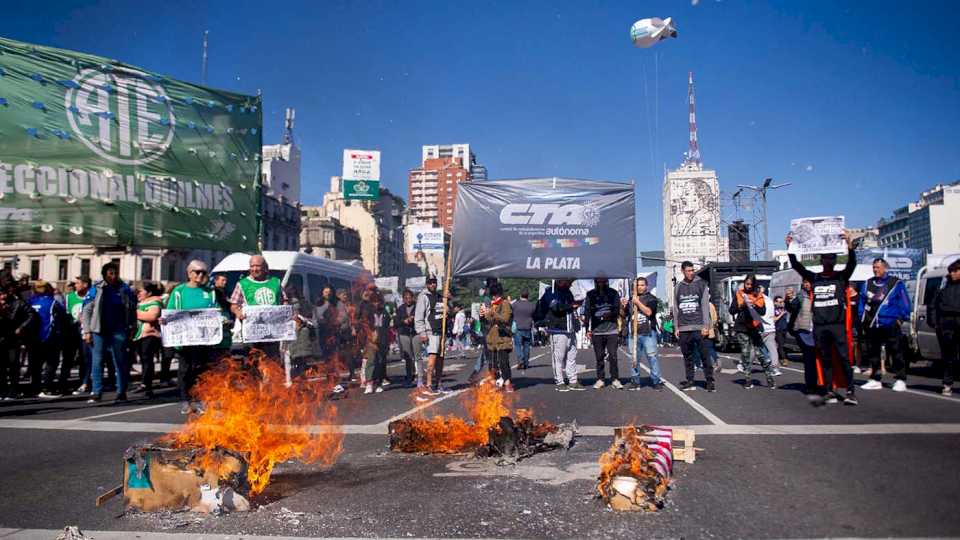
<box><xmin>621</xmin><ymin>347</ymin><xmax>727</xmax><ymax>426</ymax></box>
<box><xmin>3</xmin><ymin>418</ymin><xmax>960</xmax><ymax>437</ymax></box>
<box><xmin>77</xmin><ymin>402</ymin><xmax>177</xmax><ymax>421</ymax></box>
<box><xmin>0</xmin><ymin>529</ymin><xmax>483</xmax><ymax>540</ymax></box>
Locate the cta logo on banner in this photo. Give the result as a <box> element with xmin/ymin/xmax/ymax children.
<box><xmin>343</xmin><ymin>149</ymin><xmax>381</xmax><ymax>200</ymax></box>
<box><xmin>451</xmin><ymin>178</ymin><xmax>636</xmax><ymax>279</ymax></box>
<box><xmin>856</xmin><ymin>248</ymin><xmax>925</xmax><ymax>280</ymax></box>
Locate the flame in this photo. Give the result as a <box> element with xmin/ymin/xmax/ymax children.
<box><xmin>163</xmin><ymin>354</ymin><xmax>344</xmax><ymax>495</ymax></box>
<box><xmin>398</xmin><ymin>378</ymin><xmax>513</xmax><ymax>453</ymax></box>
<box><xmin>596</xmin><ymin>426</ymin><xmax>669</xmax><ymax>511</ymax></box>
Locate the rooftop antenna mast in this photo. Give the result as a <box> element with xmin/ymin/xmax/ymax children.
<box><xmin>736</xmin><ymin>177</ymin><xmax>792</xmax><ymax>260</ymax></box>
<box><xmin>683</xmin><ymin>71</ymin><xmax>702</xmax><ymax>169</ymax></box>
<box><xmin>283</xmin><ymin>108</ymin><xmax>296</xmax><ymax>145</ymax></box>
<box><xmin>201</xmin><ymin>30</ymin><xmax>209</xmax><ymax>85</ymax></box>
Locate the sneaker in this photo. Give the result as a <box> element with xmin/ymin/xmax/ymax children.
<box><xmin>611</xmin><ymin>380</ymin><xmax>624</xmax><ymax>390</ymax></box>
<box><xmin>628</xmin><ymin>382</ymin><xmax>642</xmax><ymax>391</ymax></box>
<box><xmin>567</xmin><ymin>381</ymin><xmax>586</xmax><ymax>391</ymax></box>
<box><xmin>860</xmin><ymin>379</ymin><xmax>883</xmax><ymax>391</ymax></box>
<box><xmin>113</xmin><ymin>393</ymin><xmax>128</xmax><ymax>404</ymax></box>
<box><xmin>332</xmin><ymin>384</ymin><xmax>346</xmax><ymax>394</ymax></box>
<box><xmin>38</xmin><ymin>392</ymin><xmax>60</xmax><ymax>399</ymax></box>
<box><xmin>766</xmin><ymin>376</ymin><xmax>776</xmax><ymax>389</ymax></box>
<box><xmin>852</xmin><ymin>366</ymin><xmax>862</xmax><ymax>374</ymax></box>
<box><xmin>736</xmin><ymin>363</ymin><xmax>745</xmax><ymax>374</ymax></box>
<box><xmin>678</xmin><ymin>380</ymin><xmax>696</xmax><ymax>392</ymax></box>
<box><xmin>72</xmin><ymin>384</ymin><xmax>88</xmax><ymax>396</ymax></box>
<box><xmin>495</xmin><ymin>378</ymin><xmax>505</xmax><ymax>388</ymax></box>
<box><xmin>179</xmin><ymin>401</ymin><xmax>191</xmax><ymax>414</ymax></box>
<box><xmin>133</xmin><ymin>384</ymin><xmax>147</xmax><ymax>394</ymax></box>
<box><xmin>825</xmin><ymin>395</ymin><xmax>839</xmax><ymax>404</ymax></box>
<box><xmin>86</xmin><ymin>393</ymin><xmax>102</xmax><ymax>404</ymax></box>
<box><xmin>363</xmin><ymin>384</ymin><xmax>374</xmax><ymax>395</ymax></box>
<box><xmin>843</xmin><ymin>391</ymin><xmax>858</xmax><ymax>406</ymax></box>
<box><xmin>892</xmin><ymin>380</ymin><xmax>907</xmax><ymax>393</ymax></box>
<box><xmin>743</xmin><ymin>378</ymin><xmax>754</xmax><ymax>389</ymax></box>
<box><xmin>555</xmin><ymin>384</ymin><xmax>570</xmax><ymax>392</ymax></box>
<box><xmin>706</xmin><ymin>381</ymin><xmax>717</xmax><ymax>393</ymax></box>
<box><xmin>381</xmin><ymin>379</ymin><xmax>390</xmax><ymax>387</ymax></box>
<box><xmin>942</xmin><ymin>385</ymin><xmax>953</xmax><ymax>396</ymax></box>
<box><xmin>414</xmin><ymin>394</ymin><xmax>431</xmax><ymax>402</ymax></box>
<box><xmin>652</xmin><ymin>382</ymin><xmax>665</xmax><ymax>391</ymax></box>
<box><xmin>771</xmin><ymin>368</ymin><xmax>783</xmax><ymax>377</ymax></box>
<box><xmin>375</xmin><ymin>386</ymin><xmax>384</xmax><ymax>393</ymax></box>
<box><xmin>593</xmin><ymin>380</ymin><xmax>606</xmax><ymax>390</ymax></box>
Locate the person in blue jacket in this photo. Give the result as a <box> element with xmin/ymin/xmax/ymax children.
<box><xmin>857</xmin><ymin>258</ymin><xmax>912</xmax><ymax>392</ymax></box>
<box><xmin>28</xmin><ymin>281</ymin><xmax>67</xmax><ymax>398</ymax></box>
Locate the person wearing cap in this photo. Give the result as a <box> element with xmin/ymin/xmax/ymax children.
<box><xmin>81</xmin><ymin>262</ymin><xmax>137</xmax><ymax>404</ymax></box>
<box><xmin>27</xmin><ymin>281</ymin><xmax>68</xmax><ymax>398</ymax></box>
<box><xmin>414</xmin><ymin>276</ymin><xmax>446</xmax><ymax>394</ymax></box>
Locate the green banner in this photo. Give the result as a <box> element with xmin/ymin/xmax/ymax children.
<box><xmin>0</xmin><ymin>36</ymin><xmax>261</xmax><ymax>251</ymax></box>
<box><xmin>343</xmin><ymin>179</ymin><xmax>380</xmax><ymax>200</ymax></box>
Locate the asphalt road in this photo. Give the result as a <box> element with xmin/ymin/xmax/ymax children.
<box><xmin>1</xmin><ymin>344</ymin><xmax>958</xmax><ymax>540</ymax></box>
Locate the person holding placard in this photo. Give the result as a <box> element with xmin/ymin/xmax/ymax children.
<box><xmin>165</xmin><ymin>260</ymin><xmax>219</xmax><ymax>415</ymax></box>
<box><xmin>229</xmin><ymin>255</ymin><xmax>288</xmax><ymax>358</ymax></box>
<box><xmin>786</xmin><ymin>230</ymin><xmax>858</xmax><ymax>405</ymax></box>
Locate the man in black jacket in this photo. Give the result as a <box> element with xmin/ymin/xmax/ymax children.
<box><xmin>584</xmin><ymin>278</ymin><xmax>623</xmax><ymax>389</ymax></box>
<box><xmin>535</xmin><ymin>279</ymin><xmax>585</xmax><ymax>391</ymax></box>
<box><xmin>786</xmin><ymin>231</ymin><xmax>858</xmax><ymax>405</ymax></box>
<box><xmin>0</xmin><ymin>285</ymin><xmax>39</xmax><ymax>400</ymax></box>
<box><xmin>929</xmin><ymin>259</ymin><xmax>960</xmax><ymax>396</ymax></box>
<box><xmin>672</xmin><ymin>261</ymin><xmax>715</xmax><ymax>392</ymax></box>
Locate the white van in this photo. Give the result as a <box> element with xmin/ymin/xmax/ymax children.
<box><xmin>211</xmin><ymin>251</ymin><xmax>371</xmax><ymax>304</ymax></box>
<box><xmin>911</xmin><ymin>253</ymin><xmax>960</xmax><ymax>362</ymax></box>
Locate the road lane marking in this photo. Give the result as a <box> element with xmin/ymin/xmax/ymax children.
<box><xmin>777</xmin><ymin>366</ymin><xmax>959</xmax><ymax>403</ymax></box>
<box><xmin>78</xmin><ymin>402</ymin><xmax>177</xmax><ymax>421</ymax></box>
<box><xmin>2</xmin><ymin>419</ymin><xmax>959</xmax><ymax>437</ymax></box>
<box><xmin>621</xmin><ymin>347</ymin><xmax>727</xmax><ymax>426</ymax></box>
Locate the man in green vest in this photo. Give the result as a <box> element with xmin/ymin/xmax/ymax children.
<box><xmin>229</xmin><ymin>255</ymin><xmax>287</xmax><ymax>358</ymax></box>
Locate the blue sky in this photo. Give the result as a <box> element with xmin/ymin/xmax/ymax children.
<box><xmin>3</xmin><ymin>0</ymin><xmax>958</xmax><ymax>252</ymax></box>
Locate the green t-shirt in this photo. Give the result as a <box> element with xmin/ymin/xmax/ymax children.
<box><xmin>239</xmin><ymin>276</ymin><xmax>282</xmax><ymax>306</ymax></box>
<box><xmin>66</xmin><ymin>291</ymin><xmax>84</xmax><ymax>322</ymax></box>
<box><xmin>133</xmin><ymin>299</ymin><xmax>162</xmax><ymax>341</ymax></box>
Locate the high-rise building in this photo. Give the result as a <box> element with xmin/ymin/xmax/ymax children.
<box><xmin>408</xmin><ymin>144</ymin><xmax>486</xmax><ymax>232</ymax></box>
<box><xmin>312</xmin><ymin>176</ymin><xmax>405</xmax><ymax>276</ymax></box>
<box><xmin>662</xmin><ymin>72</ymin><xmax>723</xmax><ymax>301</ymax></box>
<box><xmin>877</xmin><ymin>180</ymin><xmax>960</xmax><ymax>255</ymax></box>
<box><xmin>728</xmin><ymin>220</ymin><xmax>750</xmax><ymax>263</ymax></box>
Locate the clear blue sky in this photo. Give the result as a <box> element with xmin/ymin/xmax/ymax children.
<box><xmin>3</xmin><ymin>0</ymin><xmax>958</xmax><ymax>252</ymax></box>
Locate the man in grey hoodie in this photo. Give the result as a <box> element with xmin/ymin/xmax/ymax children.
<box><xmin>672</xmin><ymin>261</ymin><xmax>715</xmax><ymax>392</ymax></box>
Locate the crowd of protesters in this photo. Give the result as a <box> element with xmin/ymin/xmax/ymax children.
<box><xmin>2</xmin><ymin>241</ymin><xmax>958</xmax><ymax>409</ymax></box>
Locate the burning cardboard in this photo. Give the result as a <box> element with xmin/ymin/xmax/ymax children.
<box><xmin>388</xmin><ymin>380</ymin><xmax>575</xmax><ymax>461</ymax></box>
<box><xmin>596</xmin><ymin>426</ymin><xmax>676</xmax><ymax>512</ymax></box>
<box><xmin>111</xmin><ymin>356</ymin><xmax>345</xmax><ymax>513</ymax></box>
<box><xmin>123</xmin><ymin>445</ymin><xmax>250</xmax><ymax>513</ymax></box>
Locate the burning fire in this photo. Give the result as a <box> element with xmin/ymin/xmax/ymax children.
<box><xmin>395</xmin><ymin>379</ymin><xmax>513</xmax><ymax>453</ymax></box>
<box><xmin>596</xmin><ymin>426</ymin><xmax>669</xmax><ymax>512</ymax></box>
<box><xmin>163</xmin><ymin>354</ymin><xmax>344</xmax><ymax>495</ymax></box>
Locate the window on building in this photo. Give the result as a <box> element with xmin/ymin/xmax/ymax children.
<box><xmin>2</xmin><ymin>261</ymin><xmax>12</xmax><ymax>273</ymax></box>
<box><xmin>165</xmin><ymin>260</ymin><xmax>178</xmax><ymax>282</ymax></box>
<box><xmin>80</xmin><ymin>258</ymin><xmax>90</xmax><ymax>278</ymax></box>
<box><xmin>141</xmin><ymin>257</ymin><xmax>154</xmax><ymax>281</ymax></box>
<box><xmin>30</xmin><ymin>259</ymin><xmax>40</xmax><ymax>280</ymax></box>
<box><xmin>58</xmin><ymin>259</ymin><xmax>69</xmax><ymax>281</ymax></box>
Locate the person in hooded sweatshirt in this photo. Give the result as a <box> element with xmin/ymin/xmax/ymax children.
<box><xmin>929</xmin><ymin>259</ymin><xmax>960</xmax><ymax>396</ymax></box>
<box><xmin>28</xmin><ymin>281</ymin><xmax>67</xmax><ymax>398</ymax></box>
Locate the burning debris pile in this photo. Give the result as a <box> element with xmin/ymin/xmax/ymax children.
<box><xmin>121</xmin><ymin>356</ymin><xmax>344</xmax><ymax>513</ymax></box>
<box><xmin>596</xmin><ymin>426</ymin><xmax>689</xmax><ymax>512</ymax></box>
<box><xmin>388</xmin><ymin>379</ymin><xmax>575</xmax><ymax>462</ymax></box>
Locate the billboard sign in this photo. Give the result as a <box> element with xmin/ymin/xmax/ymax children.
<box><xmin>856</xmin><ymin>248</ymin><xmax>925</xmax><ymax>281</ymax></box>
<box><xmin>0</xmin><ymin>37</ymin><xmax>262</xmax><ymax>251</ymax></box>
<box><xmin>342</xmin><ymin>149</ymin><xmax>380</xmax><ymax>200</ymax></box>
<box><xmin>451</xmin><ymin>178</ymin><xmax>636</xmax><ymax>278</ymax></box>
<box><xmin>406</xmin><ymin>224</ymin><xmax>445</xmax><ymax>279</ymax></box>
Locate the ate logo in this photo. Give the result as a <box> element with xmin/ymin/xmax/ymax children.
<box><xmin>64</xmin><ymin>68</ymin><xmax>176</xmax><ymax>166</ymax></box>
<box><xmin>254</xmin><ymin>287</ymin><xmax>277</xmax><ymax>305</ymax></box>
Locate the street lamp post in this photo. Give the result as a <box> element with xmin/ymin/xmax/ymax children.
<box><xmin>736</xmin><ymin>177</ymin><xmax>792</xmax><ymax>260</ymax></box>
